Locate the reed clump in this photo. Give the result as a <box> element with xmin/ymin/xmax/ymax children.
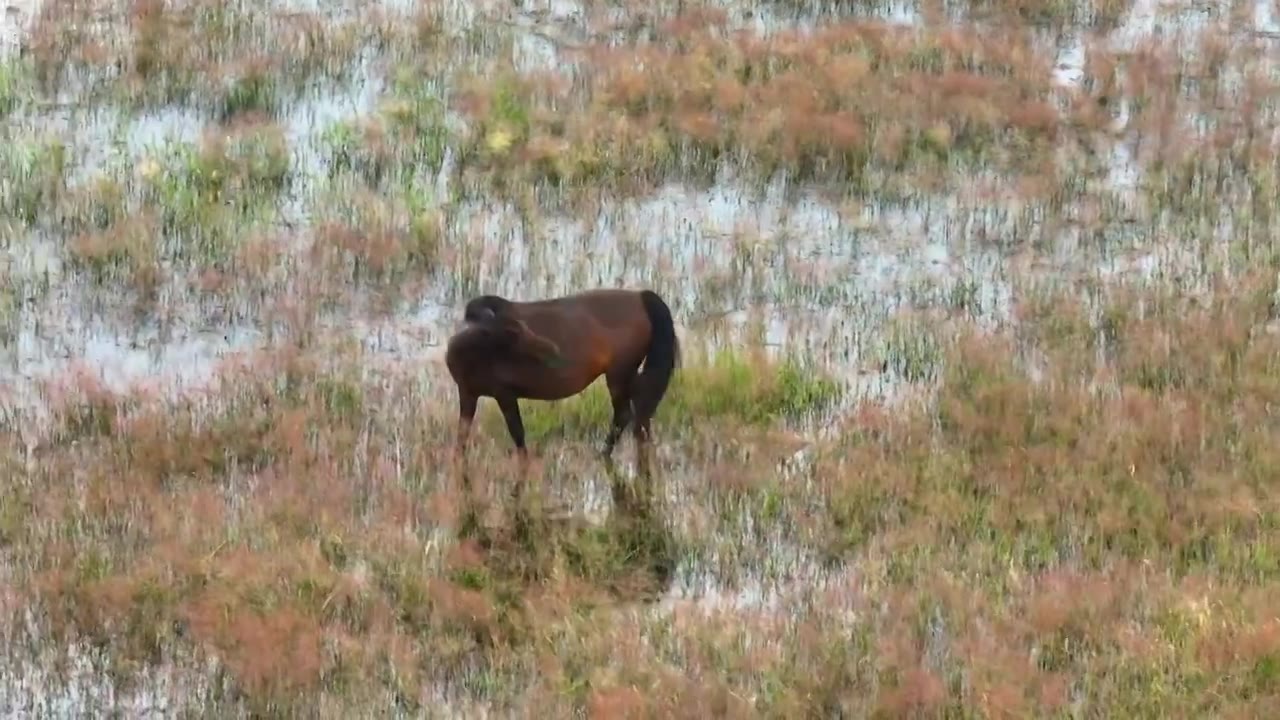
<box><xmin>456</xmin><ymin>17</ymin><xmax>1059</xmax><ymax>197</ymax></box>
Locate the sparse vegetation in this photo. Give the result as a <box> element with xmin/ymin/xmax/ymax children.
<box><xmin>455</xmin><ymin>16</ymin><xmax>1061</xmax><ymax>198</ymax></box>
<box><xmin>2</xmin><ymin>0</ymin><xmax>1280</xmax><ymax>716</ymax></box>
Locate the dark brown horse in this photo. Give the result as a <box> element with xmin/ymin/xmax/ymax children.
<box><xmin>445</xmin><ymin>288</ymin><xmax>680</xmax><ymax>465</ymax></box>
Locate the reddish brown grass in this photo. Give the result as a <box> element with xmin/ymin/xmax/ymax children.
<box><xmin>8</xmin><ymin>3</ymin><xmax>1280</xmax><ymax>715</ymax></box>
<box><xmin>455</xmin><ymin>19</ymin><xmax>1062</xmax><ymax>193</ymax></box>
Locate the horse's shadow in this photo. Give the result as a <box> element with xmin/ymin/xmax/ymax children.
<box><xmin>452</xmin><ymin>455</ymin><xmax>676</xmax><ymax>600</ymax></box>
<box><xmin>603</xmin><ymin>454</ymin><xmax>659</xmax><ymax>521</ymax></box>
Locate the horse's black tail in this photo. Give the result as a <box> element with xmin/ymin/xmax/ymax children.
<box><xmin>633</xmin><ymin>290</ymin><xmax>680</xmax><ymax>424</ymax></box>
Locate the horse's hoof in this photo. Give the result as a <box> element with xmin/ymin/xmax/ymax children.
<box><xmin>514</xmin><ymin>449</ymin><xmax>531</xmax><ymax>469</ymax></box>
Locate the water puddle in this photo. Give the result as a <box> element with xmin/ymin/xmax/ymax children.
<box><xmin>0</xmin><ymin>650</ymin><xmax>214</xmax><ymax>717</ymax></box>
<box><xmin>0</xmin><ymin>163</ymin><xmax>1187</xmax><ymax>422</ymax></box>
<box><xmin>0</xmin><ymin>0</ymin><xmax>1265</xmax><ymax>708</ymax></box>
<box><xmin>0</xmin><ymin>0</ymin><xmax>38</xmax><ymax>61</ymax></box>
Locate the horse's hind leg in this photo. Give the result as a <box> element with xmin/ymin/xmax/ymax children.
<box><xmin>602</xmin><ymin>368</ymin><xmax>638</xmax><ymax>459</ymax></box>
<box><xmin>632</xmin><ymin>399</ymin><xmax>659</xmax><ymax>479</ymax></box>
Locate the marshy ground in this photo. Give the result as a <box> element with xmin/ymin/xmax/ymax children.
<box><xmin>2</xmin><ymin>0</ymin><xmax>1280</xmax><ymax>716</ymax></box>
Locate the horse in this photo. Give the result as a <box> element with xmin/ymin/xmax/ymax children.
<box><xmin>445</xmin><ymin>288</ymin><xmax>680</xmax><ymax>469</ymax></box>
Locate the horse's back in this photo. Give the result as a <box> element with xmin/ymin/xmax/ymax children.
<box><xmin>528</xmin><ymin>288</ymin><xmax>641</xmax><ymax>311</ymax></box>
<box><xmin>526</xmin><ymin>289</ymin><xmax>647</xmax><ymax>341</ymax></box>
<box><xmin>511</xmin><ymin>290</ymin><xmax>651</xmax><ymax>374</ymax></box>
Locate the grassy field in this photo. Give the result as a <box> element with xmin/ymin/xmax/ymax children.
<box><xmin>2</xmin><ymin>0</ymin><xmax>1280</xmax><ymax>716</ymax></box>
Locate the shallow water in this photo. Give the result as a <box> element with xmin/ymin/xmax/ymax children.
<box><xmin>1</xmin><ymin>0</ymin><xmax>1274</xmax><ymax>711</ymax></box>
<box><xmin>3</xmin><ymin>0</ymin><xmax>1259</xmax><ymax>414</ymax></box>
<box><xmin>0</xmin><ymin>0</ymin><xmax>1251</xmax><ymax>507</ymax></box>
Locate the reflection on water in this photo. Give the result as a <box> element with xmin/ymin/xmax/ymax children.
<box><xmin>2</xmin><ymin>0</ymin><xmax>1255</xmax><ymax>417</ymax></box>
<box><xmin>0</xmin><ymin>628</ymin><xmax>218</xmax><ymax>717</ymax></box>
<box><xmin>1</xmin><ymin>170</ymin><xmax>1027</xmax><ymax>416</ymax></box>
<box><xmin>0</xmin><ymin>0</ymin><xmax>1273</xmax><ymax>710</ymax></box>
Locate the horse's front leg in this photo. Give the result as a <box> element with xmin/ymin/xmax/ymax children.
<box><xmin>455</xmin><ymin>389</ymin><xmax>478</xmax><ymax>461</ymax></box>
<box><xmin>495</xmin><ymin>393</ymin><xmax>532</xmax><ymax>508</ymax></box>
<box><xmin>495</xmin><ymin>393</ymin><xmax>528</xmax><ymax>463</ymax></box>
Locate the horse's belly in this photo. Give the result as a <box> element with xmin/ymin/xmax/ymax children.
<box><xmin>498</xmin><ymin>363</ymin><xmax>601</xmax><ymax>401</ymax></box>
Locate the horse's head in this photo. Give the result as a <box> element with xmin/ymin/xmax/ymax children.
<box><xmin>452</xmin><ymin>294</ymin><xmax>566</xmax><ymax>370</ymax></box>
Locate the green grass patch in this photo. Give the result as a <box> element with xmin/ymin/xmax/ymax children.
<box><xmin>497</xmin><ymin>349</ymin><xmax>843</xmax><ymax>444</ymax></box>
<box><xmin>880</xmin><ymin>315</ymin><xmax>944</xmax><ymax>384</ymax></box>
<box><xmin>0</xmin><ymin>133</ymin><xmax>69</xmax><ymax>227</ymax></box>
<box><xmin>139</xmin><ymin>123</ymin><xmax>291</xmax><ymax>265</ymax></box>
<box><xmin>0</xmin><ymin>58</ymin><xmax>34</xmax><ymax>117</ymax></box>
<box><xmin>308</xmin><ymin>177</ymin><xmax>444</xmax><ymax>287</ymax></box>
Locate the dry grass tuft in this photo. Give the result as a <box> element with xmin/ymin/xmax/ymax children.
<box><xmin>453</xmin><ymin>19</ymin><xmax>1061</xmax><ymax>196</ymax></box>
<box><xmin>7</xmin><ymin>0</ymin><xmax>1280</xmax><ymax>715</ymax></box>
<box><xmin>5</xmin><ymin>273</ymin><xmax>1278</xmax><ymax>714</ymax></box>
